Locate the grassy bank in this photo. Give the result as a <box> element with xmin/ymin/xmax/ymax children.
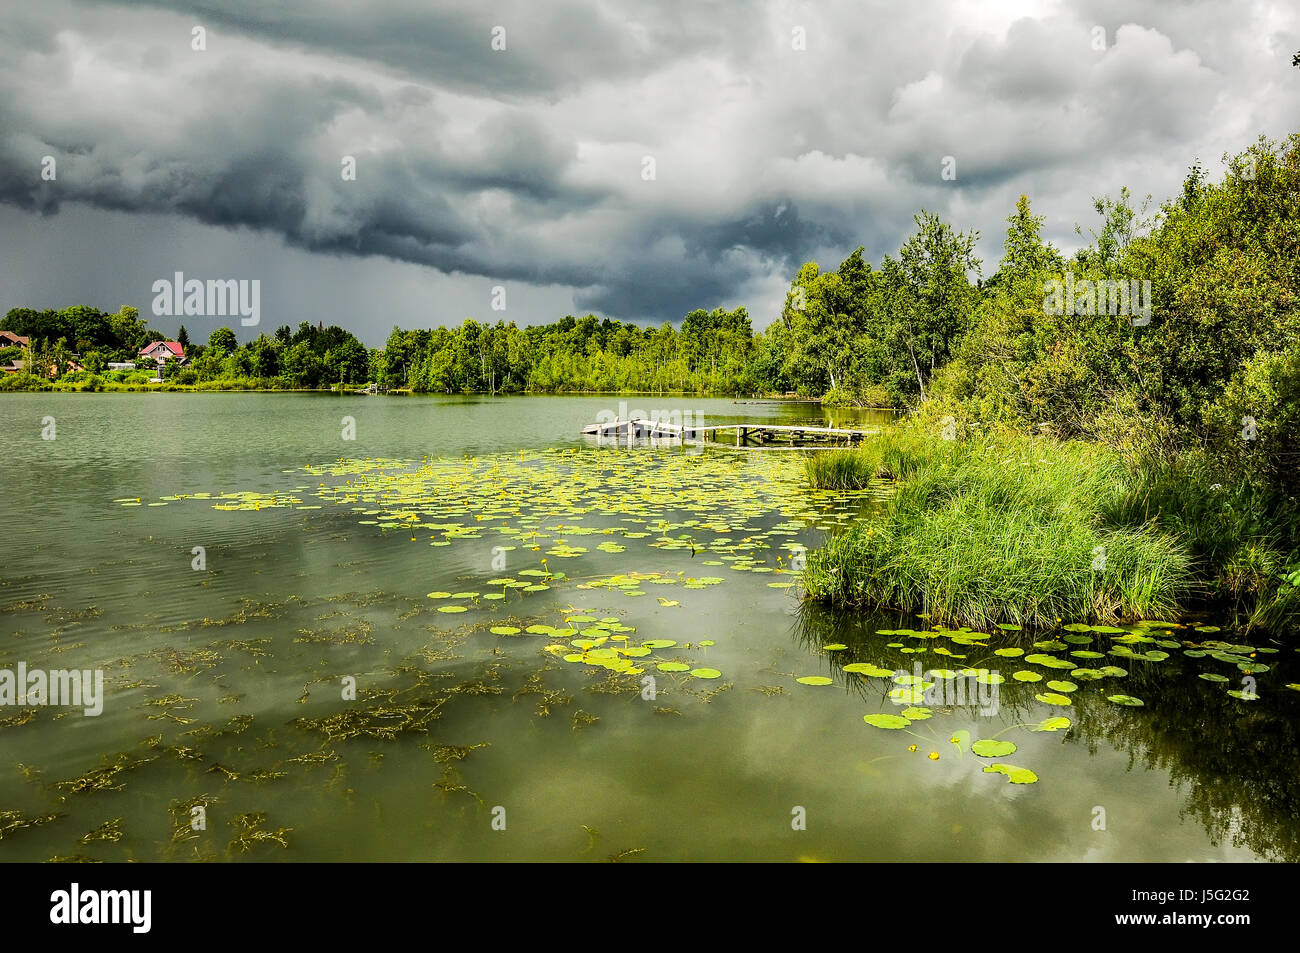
<box><xmin>0</xmin><ymin>372</ymin><xmax>355</xmax><ymax>393</ymax></box>
<box><xmin>802</xmin><ymin>429</ymin><xmax>1298</xmax><ymax>632</ymax></box>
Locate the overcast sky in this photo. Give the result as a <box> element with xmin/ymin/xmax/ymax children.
<box><xmin>1</xmin><ymin>0</ymin><xmax>1297</xmax><ymax>346</ymax></box>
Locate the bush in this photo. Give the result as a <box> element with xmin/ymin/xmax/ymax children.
<box><xmin>1206</xmin><ymin>338</ymin><xmax>1300</xmax><ymax>498</ymax></box>
<box><xmin>0</xmin><ymin>373</ymin><xmax>50</xmax><ymax>391</ymax></box>
<box><xmin>821</xmin><ymin>383</ymin><xmax>895</xmax><ymax>408</ymax></box>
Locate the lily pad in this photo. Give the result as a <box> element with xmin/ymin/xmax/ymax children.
<box><xmin>1035</xmin><ymin>692</ymin><xmax>1072</xmax><ymax>706</ymax></box>
<box><xmin>1031</xmin><ymin>716</ymin><xmax>1071</xmax><ymax>732</ymax></box>
<box><xmin>843</xmin><ymin>663</ymin><xmax>894</xmax><ymax>677</ymax></box>
<box><xmin>971</xmin><ymin>740</ymin><xmax>1017</xmax><ymax>758</ymax></box>
<box><xmin>1023</xmin><ymin>654</ymin><xmax>1074</xmax><ymax>669</ymax></box>
<box><xmin>983</xmin><ymin>764</ymin><xmax>1038</xmax><ymax>784</ymax></box>
<box><xmin>863</xmin><ymin>713</ymin><xmax>910</xmax><ymax>730</ymax></box>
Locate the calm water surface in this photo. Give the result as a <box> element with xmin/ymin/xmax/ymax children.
<box><xmin>1</xmin><ymin>393</ymin><xmax>1296</xmax><ymax>861</ymax></box>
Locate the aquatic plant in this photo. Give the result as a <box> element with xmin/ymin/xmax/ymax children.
<box><xmin>78</xmin><ymin>818</ymin><xmax>124</xmax><ymax>845</ymax></box>
<box><xmin>0</xmin><ymin>809</ymin><xmax>63</xmax><ymax>841</ymax></box>
<box><xmin>291</xmin><ymin>699</ymin><xmax>446</xmax><ymax>742</ymax></box>
<box><xmin>228</xmin><ymin>812</ymin><xmax>291</xmax><ymax>853</ymax></box>
<box><xmin>56</xmin><ymin>752</ymin><xmax>155</xmax><ymax>797</ymax></box>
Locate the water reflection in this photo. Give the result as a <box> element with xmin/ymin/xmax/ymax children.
<box><xmin>794</xmin><ymin>602</ymin><xmax>1300</xmax><ymax>861</ymax></box>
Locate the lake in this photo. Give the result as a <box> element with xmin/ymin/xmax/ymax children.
<box><xmin>1</xmin><ymin>392</ymin><xmax>1295</xmax><ymax>861</ymax></box>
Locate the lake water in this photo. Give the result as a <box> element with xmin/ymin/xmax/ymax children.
<box><xmin>1</xmin><ymin>393</ymin><xmax>1296</xmax><ymax>861</ymax></box>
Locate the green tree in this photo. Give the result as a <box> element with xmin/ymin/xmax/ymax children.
<box><xmin>208</xmin><ymin>327</ymin><xmax>237</xmax><ymax>354</ymax></box>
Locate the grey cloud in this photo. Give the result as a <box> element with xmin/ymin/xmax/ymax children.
<box><xmin>0</xmin><ymin>0</ymin><xmax>1296</xmax><ymax>334</ymax></box>
<box><xmin>80</xmin><ymin>0</ymin><xmax>751</xmax><ymax>98</ymax></box>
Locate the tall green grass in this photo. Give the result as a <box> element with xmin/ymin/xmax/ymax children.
<box><xmin>802</xmin><ymin>431</ymin><xmax>1194</xmax><ymax>629</ymax></box>
<box><xmin>803</xmin><ymin>451</ymin><xmax>879</xmax><ymax>490</ymax></box>
<box><xmin>1101</xmin><ymin>452</ymin><xmax>1298</xmax><ymax>596</ymax></box>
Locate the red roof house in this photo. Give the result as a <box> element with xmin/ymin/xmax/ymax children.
<box><xmin>139</xmin><ymin>341</ymin><xmax>187</xmax><ymax>364</ymax></box>
<box><xmin>0</xmin><ymin>331</ymin><xmax>30</xmax><ymax>348</ymax></box>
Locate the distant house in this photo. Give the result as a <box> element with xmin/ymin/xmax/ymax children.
<box><xmin>1</xmin><ymin>358</ymin><xmax>83</xmax><ymax>379</ymax></box>
<box><xmin>139</xmin><ymin>341</ymin><xmax>187</xmax><ymax>365</ymax></box>
<box><xmin>0</xmin><ymin>330</ymin><xmax>30</xmax><ymax>348</ymax></box>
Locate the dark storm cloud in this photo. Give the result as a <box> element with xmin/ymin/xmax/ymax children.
<box><xmin>1</xmin><ymin>0</ymin><xmax>1297</xmax><ymax>336</ymax></box>
<box><xmin>79</xmin><ymin>0</ymin><xmax>762</xmax><ymax>98</ymax></box>
<box><xmin>571</xmin><ymin>201</ymin><xmax>835</xmax><ymax>319</ymax></box>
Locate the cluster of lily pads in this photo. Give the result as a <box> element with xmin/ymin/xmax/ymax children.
<box><xmin>116</xmin><ymin>490</ymin><xmax>314</xmax><ymax>510</ymax></box>
<box><xmin>428</xmin><ymin>570</ymin><xmax>558</xmax><ymax>611</ymax></box>
<box><xmin>128</xmin><ymin>450</ymin><xmax>878</xmax><ymax>709</ymax></box>
<box><xmin>527</xmin><ymin>612</ymin><xmax>722</xmax><ymax>678</ymax></box>
<box><xmin>208</xmin><ymin>451</ymin><xmax>878</xmax><ymax>567</ymax></box>
<box><xmin>141</xmin><ymin>451</ymin><xmax>878</xmax><ymax>651</ymax></box>
<box><xmin>829</xmin><ymin>618</ymin><xmax>1279</xmax><ymax>708</ymax></box>
<box><xmin>798</xmin><ymin>617</ymin><xmax>1290</xmax><ymax>786</ymax></box>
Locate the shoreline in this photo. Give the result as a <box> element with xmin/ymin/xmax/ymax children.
<box><xmin>0</xmin><ymin>381</ymin><xmax>860</xmax><ymax>402</ymax></box>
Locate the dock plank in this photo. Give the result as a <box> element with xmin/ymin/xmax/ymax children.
<box><xmin>582</xmin><ymin>417</ymin><xmax>877</xmax><ymax>446</ymax></box>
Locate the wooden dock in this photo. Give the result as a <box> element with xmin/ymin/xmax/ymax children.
<box><xmin>581</xmin><ymin>417</ymin><xmax>877</xmax><ymax>448</ymax></box>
